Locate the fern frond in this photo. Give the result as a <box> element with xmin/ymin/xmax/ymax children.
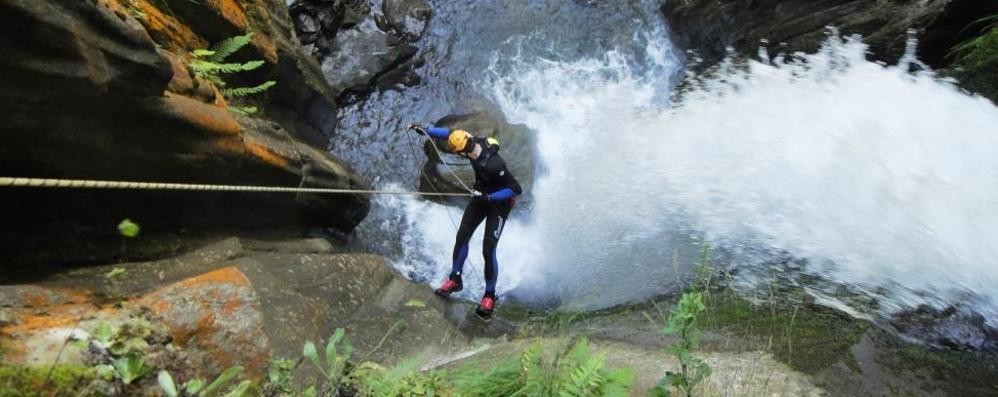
<box><xmin>601</xmin><ymin>368</ymin><xmax>633</xmax><ymax>397</ymax></box>
<box><xmin>452</xmin><ymin>358</ymin><xmax>520</xmax><ymax>397</ymax></box>
<box><xmin>190</xmin><ymin>60</ymin><xmax>264</xmax><ymax>75</ymax></box>
<box><xmin>560</xmin><ymin>355</ymin><xmax>605</xmax><ymax>397</ymax></box>
<box><xmin>224</xmin><ymin>81</ymin><xmax>276</xmax><ymax>97</ymax></box>
<box><xmin>512</xmin><ymin>344</ymin><xmax>544</xmax><ymax>397</ymax></box>
<box><xmin>192</xmin><ymin>49</ymin><xmax>216</xmax><ymax>59</ymax></box>
<box><xmin>207</xmin><ymin>32</ymin><xmax>254</xmax><ymax>63</ymax></box>
<box><xmin>228</xmin><ymin>106</ymin><xmax>257</xmax><ymax>116</ymax></box>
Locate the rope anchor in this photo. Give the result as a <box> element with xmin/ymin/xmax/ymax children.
<box><xmin>0</xmin><ymin>177</ymin><xmax>471</xmax><ymax>197</ymax></box>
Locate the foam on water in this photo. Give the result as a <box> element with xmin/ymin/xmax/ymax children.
<box><xmin>390</xmin><ymin>29</ymin><xmax>998</xmax><ymax>320</ymax></box>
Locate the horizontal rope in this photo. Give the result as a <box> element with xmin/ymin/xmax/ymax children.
<box><xmin>0</xmin><ymin>177</ymin><xmax>471</xmax><ymax>197</ymax></box>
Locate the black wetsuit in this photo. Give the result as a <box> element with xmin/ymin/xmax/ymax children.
<box><xmin>428</xmin><ymin>129</ymin><xmax>523</xmax><ymax>298</ymax></box>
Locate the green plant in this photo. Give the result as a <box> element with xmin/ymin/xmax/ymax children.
<box><xmin>303</xmin><ymin>328</ymin><xmax>353</xmax><ymax>393</ymax></box>
<box><xmin>950</xmin><ymin>15</ymin><xmax>998</xmax><ymax>69</ymax></box>
<box><xmin>189</xmin><ymin>32</ymin><xmax>276</xmax><ymax>116</ymax></box>
<box><xmin>111</xmin><ymin>356</ymin><xmax>152</xmax><ymax>385</ymax></box>
<box><xmin>451</xmin><ymin>357</ymin><xmax>521</xmax><ymax>397</ymax></box>
<box><xmin>118</xmin><ymin>219</ymin><xmax>140</xmax><ymax>237</ymax></box>
<box><xmin>652</xmin><ymin>292</ymin><xmax>711</xmax><ymax>397</ymax></box>
<box><xmin>158</xmin><ymin>366</ymin><xmax>250</xmax><ymax>397</ymax></box>
<box><xmin>350</xmin><ymin>358</ymin><xmax>450</xmax><ymax>397</ymax></box>
<box><xmin>262</xmin><ymin>358</ymin><xmax>295</xmax><ymax>396</ymax></box>
<box><xmin>0</xmin><ymin>365</ymin><xmax>99</xmax><ymax>397</ymax></box>
<box><xmin>508</xmin><ymin>338</ymin><xmax>631</xmax><ymax>397</ymax></box>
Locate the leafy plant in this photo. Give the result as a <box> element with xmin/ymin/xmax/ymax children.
<box><xmin>188</xmin><ymin>32</ymin><xmax>276</xmax><ymax>115</ymax></box>
<box><xmin>158</xmin><ymin>366</ymin><xmax>250</xmax><ymax>397</ymax></box>
<box><xmin>91</xmin><ymin>323</ymin><xmax>115</xmax><ymax>348</ymax></box>
<box><xmin>652</xmin><ymin>292</ymin><xmax>711</xmax><ymax>397</ymax></box>
<box><xmin>262</xmin><ymin>358</ymin><xmax>296</xmax><ymax>396</ymax></box>
<box><xmin>350</xmin><ymin>358</ymin><xmax>449</xmax><ymax>397</ymax></box>
<box><xmin>303</xmin><ymin>328</ymin><xmax>353</xmax><ymax>393</ymax></box>
<box><xmin>505</xmin><ymin>338</ymin><xmax>631</xmax><ymax>397</ymax></box>
<box><xmin>950</xmin><ymin>15</ymin><xmax>998</xmax><ymax>70</ymax></box>
<box><xmin>451</xmin><ymin>356</ymin><xmax>521</xmax><ymax>397</ymax></box>
<box><xmin>111</xmin><ymin>356</ymin><xmax>152</xmax><ymax>385</ymax></box>
<box><xmin>105</xmin><ymin>267</ymin><xmax>127</xmax><ymax>279</ymax></box>
<box><xmin>118</xmin><ymin>219</ymin><xmax>140</xmax><ymax>237</ymax></box>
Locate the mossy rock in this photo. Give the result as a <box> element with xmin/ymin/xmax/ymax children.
<box><xmin>0</xmin><ymin>365</ymin><xmax>101</xmax><ymax>397</ymax></box>
<box><xmin>698</xmin><ymin>291</ymin><xmax>868</xmax><ymax>374</ymax></box>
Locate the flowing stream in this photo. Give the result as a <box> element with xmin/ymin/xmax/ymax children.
<box><xmin>331</xmin><ymin>0</ymin><xmax>998</xmax><ymax>323</ymax></box>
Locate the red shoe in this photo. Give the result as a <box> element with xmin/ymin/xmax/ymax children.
<box><xmin>475</xmin><ymin>295</ymin><xmax>495</xmax><ymax>319</ymax></box>
<box><xmin>434</xmin><ymin>278</ymin><xmax>463</xmax><ymax>297</ymax></box>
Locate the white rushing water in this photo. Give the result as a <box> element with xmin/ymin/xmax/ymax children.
<box><xmin>387</xmin><ymin>31</ymin><xmax>998</xmax><ymax>320</ymax></box>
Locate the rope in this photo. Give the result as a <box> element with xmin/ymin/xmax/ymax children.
<box><xmin>420</xmin><ymin>134</ymin><xmax>475</xmax><ymax>193</ymax></box>
<box><xmin>0</xmin><ymin>177</ymin><xmax>471</xmax><ymax>197</ymax></box>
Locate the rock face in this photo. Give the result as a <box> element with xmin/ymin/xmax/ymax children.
<box><xmin>420</xmin><ymin>112</ymin><xmax>537</xmax><ymax>204</ymax></box>
<box><xmin>288</xmin><ymin>0</ymin><xmax>427</xmax><ymax>99</ymax></box>
<box><xmin>661</xmin><ymin>0</ymin><xmax>998</xmax><ymax>69</ymax></box>
<box><xmin>0</xmin><ymin>0</ymin><xmax>370</xmax><ymax>271</ymax></box>
<box><xmin>0</xmin><ymin>238</ymin><xmax>483</xmax><ymax>380</ymax></box>
<box><xmin>890</xmin><ymin>305</ymin><xmax>998</xmax><ymax>351</ymax></box>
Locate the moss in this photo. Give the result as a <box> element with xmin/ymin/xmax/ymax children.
<box><xmin>0</xmin><ymin>365</ymin><xmax>100</xmax><ymax>397</ymax></box>
<box><xmin>897</xmin><ymin>343</ymin><xmax>998</xmax><ymax>393</ymax></box>
<box><xmin>842</xmin><ymin>350</ymin><xmax>862</xmax><ymax>374</ymax></box>
<box><xmin>950</xmin><ymin>16</ymin><xmax>998</xmax><ymax>102</ymax></box>
<box><xmin>698</xmin><ymin>291</ymin><xmax>868</xmax><ymax>373</ymax></box>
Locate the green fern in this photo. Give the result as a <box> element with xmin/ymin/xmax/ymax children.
<box><xmin>224</xmin><ymin>81</ymin><xmax>276</xmax><ymax>98</ymax></box>
<box><xmin>188</xmin><ymin>32</ymin><xmax>275</xmax><ymax>116</ymax></box>
<box><xmin>506</xmin><ymin>339</ymin><xmax>631</xmax><ymax>397</ymax></box>
<box><xmin>203</xmin><ymin>33</ymin><xmax>255</xmax><ymax>64</ymax></box>
<box><xmin>189</xmin><ymin>60</ymin><xmax>265</xmax><ymax>76</ymax></box>
<box><xmin>452</xmin><ymin>358</ymin><xmax>521</xmax><ymax>397</ymax></box>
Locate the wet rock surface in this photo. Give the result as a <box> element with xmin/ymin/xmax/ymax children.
<box><xmin>661</xmin><ymin>0</ymin><xmax>998</xmax><ymax>69</ymax></box>
<box><xmin>320</xmin><ymin>19</ymin><xmax>418</xmax><ymax>97</ymax></box>
<box><xmin>0</xmin><ymin>237</ymin><xmax>502</xmax><ymax>378</ymax></box>
<box><xmin>288</xmin><ymin>0</ymin><xmax>424</xmax><ymax>100</ymax></box>
<box><xmin>889</xmin><ymin>305</ymin><xmax>998</xmax><ymax>351</ymax></box>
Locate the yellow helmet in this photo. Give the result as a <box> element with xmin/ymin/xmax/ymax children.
<box><xmin>447</xmin><ymin>129</ymin><xmax>473</xmax><ymax>153</ymax></box>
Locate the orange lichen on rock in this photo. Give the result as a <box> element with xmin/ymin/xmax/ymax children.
<box><xmin>204</xmin><ymin>0</ymin><xmax>250</xmax><ymax>33</ymax></box>
<box><xmin>163</xmin><ymin>92</ymin><xmax>242</xmax><ymax>135</ymax></box>
<box><xmin>170</xmin><ymin>266</ymin><xmax>250</xmax><ymax>289</ymax></box>
<box><xmin>214</xmin><ymin>136</ymin><xmax>291</xmax><ymax>169</ymax></box>
<box><xmin>136</xmin><ymin>266</ymin><xmax>272</xmax><ymax>377</ymax></box>
<box><xmin>1</xmin><ymin>304</ymin><xmax>95</xmax><ymax>335</ymax></box>
<box><xmin>244</xmin><ymin>138</ymin><xmax>290</xmax><ymax>168</ymax></box>
<box><xmin>101</xmin><ymin>0</ymin><xmax>205</xmax><ymax>51</ymax></box>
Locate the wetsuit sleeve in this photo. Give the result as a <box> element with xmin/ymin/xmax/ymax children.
<box><xmin>426</xmin><ymin>127</ymin><xmax>450</xmax><ymax>139</ymax></box>
<box><xmin>487</xmin><ymin>156</ymin><xmax>522</xmax><ymax>202</ymax></box>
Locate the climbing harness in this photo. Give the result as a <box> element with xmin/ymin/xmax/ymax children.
<box><xmin>0</xmin><ymin>177</ymin><xmax>471</xmax><ymax>197</ymax></box>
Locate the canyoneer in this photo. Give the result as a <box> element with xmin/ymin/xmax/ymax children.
<box><xmin>408</xmin><ymin>123</ymin><xmax>523</xmax><ymax>320</ymax></box>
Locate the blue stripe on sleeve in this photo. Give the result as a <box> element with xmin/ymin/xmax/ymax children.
<box><xmin>427</xmin><ymin>127</ymin><xmax>450</xmax><ymax>139</ymax></box>
<box><xmin>489</xmin><ymin>188</ymin><xmax>517</xmax><ymax>202</ymax></box>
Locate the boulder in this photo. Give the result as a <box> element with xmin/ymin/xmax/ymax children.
<box><xmin>0</xmin><ymin>0</ymin><xmax>369</xmax><ymax>271</ymax></box>
<box><xmin>661</xmin><ymin>0</ymin><xmax>998</xmax><ymax>69</ymax></box>
<box><xmin>1</xmin><ymin>238</ymin><xmax>490</xmax><ymax>379</ymax></box>
<box><xmin>890</xmin><ymin>305</ymin><xmax>998</xmax><ymax>351</ymax></box>
<box><xmin>420</xmin><ymin>112</ymin><xmax>537</xmax><ymax>204</ymax></box>
<box><xmin>321</xmin><ymin>19</ymin><xmax>418</xmax><ymax>98</ymax></box>
<box><xmin>381</xmin><ymin>0</ymin><xmax>432</xmax><ymax>41</ymax></box>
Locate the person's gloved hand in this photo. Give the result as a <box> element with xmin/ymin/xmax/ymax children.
<box><xmin>471</xmin><ymin>190</ymin><xmax>489</xmax><ymax>203</ymax></box>
<box><xmin>408</xmin><ymin>123</ymin><xmax>427</xmax><ymax>135</ymax></box>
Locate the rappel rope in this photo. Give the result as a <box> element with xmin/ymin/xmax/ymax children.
<box><xmin>0</xmin><ymin>177</ymin><xmax>472</xmax><ymax>197</ymax></box>
<box><xmin>419</xmin><ymin>131</ymin><xmax>476</xmax><ymax>194</ymax></box>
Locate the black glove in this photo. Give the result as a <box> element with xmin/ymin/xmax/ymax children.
<box><xmin>408</xmin><ymin>123</ymin><xmax>427</xmax><ymax>136</ymax></box>
<box><xmin>471</xmin><ymin>190</ymin><xmax>489</xmax><ymax>203</ymax></box>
